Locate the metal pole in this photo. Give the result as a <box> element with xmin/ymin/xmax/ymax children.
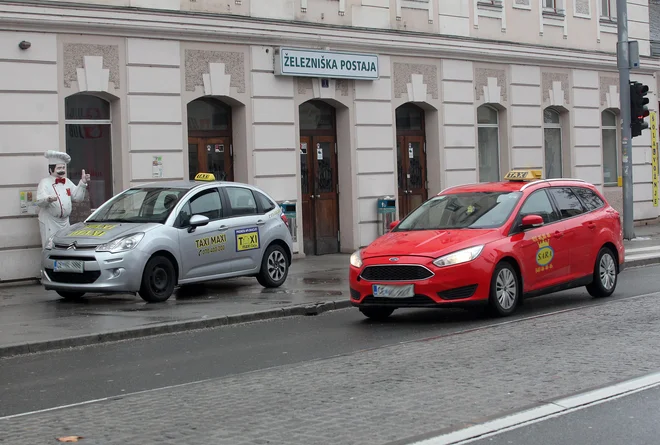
<box><xmin>617</xmin><ymin>0</ymin><xmax>635</xmax><ymax>240</ymax></box>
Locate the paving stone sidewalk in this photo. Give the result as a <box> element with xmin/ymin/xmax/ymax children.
<box><xmin>2</xmin><ymin>290</ymin><xmax>660</xmax><ymax>445</ymax></box>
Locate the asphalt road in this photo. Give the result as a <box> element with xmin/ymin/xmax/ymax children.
<box><xmin>1</xmin><ymin>264</ymin><xmax>659</xmax><ymax>419</ymax></box>
<box><xmin>467</xmin><ymin>385</ymin><xmax>660</xmax><ymax>445</ymax></box>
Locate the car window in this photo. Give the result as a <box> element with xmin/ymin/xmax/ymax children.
<box><xmin>394</xmin><ymin>191</ymin><xmax>522</xmax><ymax>231</ymax></box>
<box><xmin>573</xmin><ymin>187</ymin><xmax>605</xmax><ymax>211</ymax></box>
<box><xmin>548</xmin><ymin>187</ymin><xmax>585</xmax><ymax>219</ymax></box>
<box><xmin>254</xmin><ymin>191</ymin><xmax>277</xmax><ymax>213</ymax></box>
<box><xmin>519</xmin><ymin>190</ymin><xmax>558</xmax><ymax>224</ymax></box>
<box><xmin>226</xmin><ymin>187</ymin><xmax>258</xmax><ymax>216</ymax></box>
<box><xmin>178</xmin><ymin>188</ymin><xmax>223</xmax><ymax>226</ymax></box>
<box><xmin>88</xmin><ymin>188</ymin><xmax>185</xmax><ymax>224</ymax></box>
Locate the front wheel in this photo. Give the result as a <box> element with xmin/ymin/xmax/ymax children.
<box><xmin>257</xmin><ymin>244</ymin><xmax>289</xmax><ymax>288</ymax></box>
<box><xmin>138</xmin><ymin>255</ymin><xmax>176</xmax><ymax>303</ymax></box>
<box><xmin>359</xmin><ymin>307</ymin><xmax>395</xmax><ymax>321</ymax></box>
<box><xmin>56</xmin><ymin>290</ymin><xmax>85</xmax><ymax>301</ymax></box>
<box><xmin>488</xmin><ymin>262</ymin><xmax>520</xmax><ymax>317</ymax></box>
<box><xmin>586</xmin><ymin>247</ymin><xmax>618</xmax><ymax>298</ymax></box>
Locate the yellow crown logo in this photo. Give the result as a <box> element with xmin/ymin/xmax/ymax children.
<box><xmin>534</xmin><ymin>234</ymin><xmax>550</xmax><ymax>248</ymax></box>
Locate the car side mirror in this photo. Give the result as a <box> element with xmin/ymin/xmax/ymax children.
<box><xmin>389</xmin><ymin>220</ymin><xmax>399</xmax><ymax>231</ymax></box>
<box><xmin>187</xmin><ymin>214</ymin><xmax>210</xmax><ymax>233</ymax></box>
<box><xmin>521</xmin><ymin>214</ymin><xmax>544</xmax><ymax>230</ymax></box>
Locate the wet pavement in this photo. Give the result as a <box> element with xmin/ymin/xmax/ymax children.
<box><xmin>0</xmin><ymin>254</ymin><xmax>349</xmax><ymax>353</ymax></box>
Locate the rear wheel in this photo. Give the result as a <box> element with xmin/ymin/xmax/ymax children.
<box><xmin>586</xmin><ymin>247</ymin><xmax>617</xmax><ymax>298</ymax></box>
<box><xmin>359</xmin><ymin>307</ymin><xmax>395</xmax><ymax>320</ymax></box>
<box><xmin>257</xmin><ymin>244</ymin><xmax>289</xmax><ymax>288</ymax></box>
<box><xmin>488</xmin><ymin>262</ymin><xmax>520</xmax><ymax>317</ymax></box>
<box><xmin>138</xmin><ymin>255</ymin><xmax>176</xmax><ymax>303</ymax></box>
<box><xmin>56</xmin><ymin>290</ymin><xmax>85</xmax><ymax>301</ymax></box>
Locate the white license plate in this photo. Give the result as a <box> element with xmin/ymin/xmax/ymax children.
<box><xmin>53</xmin><ymin>260</ymin><xmax>84</xmax><ymax>274</ymax></box>
<box><xmin>372</xmin><ymin>284</ymin><xmax>414</xmax><ymax>298</ymax></box>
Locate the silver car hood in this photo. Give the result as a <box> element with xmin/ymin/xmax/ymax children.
<box><xmin>53</xmin><ymin>221</ymin><xmax>161</xmax><ymax>247</ymax></box>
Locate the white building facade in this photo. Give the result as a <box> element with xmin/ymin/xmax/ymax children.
<box><xmin>0</xmin><ymin>0</ymin><xmax>659</xmax><ymax>282</ymax></box>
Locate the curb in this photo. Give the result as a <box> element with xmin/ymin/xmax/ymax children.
<box><xmin>0</xmin><ymin>299</ymin><xmax>352</xmax><ymax>359</ymax></box>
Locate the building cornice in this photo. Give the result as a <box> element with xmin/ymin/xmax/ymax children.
<box><xmin>1</xmin><ymin>0</ymin><xmax>659</xmax><ymax>73</ymax></box>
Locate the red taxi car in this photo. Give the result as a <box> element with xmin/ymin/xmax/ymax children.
<box><xmin>349</xmin><ymin>170</ymin><xmax>624</xmax><ymax>320</ymax></box>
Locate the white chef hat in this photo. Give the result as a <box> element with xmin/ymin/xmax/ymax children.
<box><xmin>44</xmin><ymin>150</ymin><xmax>71</xmax><ymax>165</ymax></box>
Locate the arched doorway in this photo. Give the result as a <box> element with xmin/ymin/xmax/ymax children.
<box><xmin>64</xmin><ymin>93</ymin><xmax>113</xmax><ymax>214</ymax></box>
<box><xmin>299</xmin><ymin>100</ymin><xmax>339</xmax><ymax>255</ymax></box>
<box><xmin>187</xmin><ymin>97</ymin><xmax>233</xmax><ymax>181</ymax></box>
<box><xmin>396</xmin><ymin>103</ymin><xmax>428</xmax><ymax>218</ymax></box>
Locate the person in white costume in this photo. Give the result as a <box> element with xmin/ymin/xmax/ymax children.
<box><xmin>36</xmin><ymin>150</ymin><xmax>91</xmax><ymax>248</ymax></box>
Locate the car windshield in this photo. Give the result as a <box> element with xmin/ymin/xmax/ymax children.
<box><xmin>394</xmin><ymin>191</ymin><xmax>523</xmax><ymax>231</ymax></box>
<box><xmin>87</xmin><ymin>188</ymin><xmax>187</xmax><ymax>224</ymax></box>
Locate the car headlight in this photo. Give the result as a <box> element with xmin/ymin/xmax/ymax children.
<box><xmin>350</xmin><ymin>249</ymin><xmax>363</xmax><ymax>268</ymax></box>
<box><xmin>44</xmin><ymin>235</ymin><xmax>55</xmax><ymax>250</ymax></box>
<box><xmin>433</xmin><ymin>245</ymin><xmax>484</xmax><ymax>267</ymax></box>
<box><xmin>96</xmin><ymin>233</ymin><xmax>145</xmax><ymax>253</ymax></box>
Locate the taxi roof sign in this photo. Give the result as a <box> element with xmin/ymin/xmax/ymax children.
<box><xmin>194</xmin><ymin>173</ymin><xmax>216</xmax><ymax>181</ymax></box>
<box><xmin>503</xmin><ymin>169</ymin><xmax>543</xmax><ymax>181</ymax></box>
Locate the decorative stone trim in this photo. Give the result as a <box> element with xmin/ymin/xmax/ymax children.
<box><xmin>63</xmin><ymin>43</ymin><xmax>119</xmax><ymax>89</ymax></box>
<box><xmin>185</xmin><ymin>49</ymin><xmax>245</xmax><ymax>94</ymax></box>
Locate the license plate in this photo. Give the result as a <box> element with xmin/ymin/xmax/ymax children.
<box><xmin>372</xmin><ymin>284</ymin><xmax>414</xmax><ymax>298</ymax></box>
<box><xmin>53</xmin><ymin>260</ymin><xmax>84</xmax><ymax>274</ymax></box>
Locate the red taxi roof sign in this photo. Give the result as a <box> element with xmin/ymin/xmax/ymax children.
<box><xmin>194</xmin><ymin>172</ymin><xmax>216</xmax><ymax>181</ymax></box>
<box><xmin>503</xmin><ymin>169</ymin><xmax>543</xmax><ymax>182</ymax></box>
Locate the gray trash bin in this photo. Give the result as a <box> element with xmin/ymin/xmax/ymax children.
<box><xmin>377</xmin><ymin>196</ymin><xmax>396</xmax><ymax>236</ymax></box>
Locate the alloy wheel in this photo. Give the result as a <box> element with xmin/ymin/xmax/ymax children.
<box><xmin>496</xmin><ymin>268</ymin><xmax>517</xmax><ymax>310</ymax></box>
<box><xmin>599</xmin><ymin>253</ymin><xmax>616</xmax><ymax>290</ymax></box>
<box><xmin>267</xmin><ymin>250</ymin><xmax>286</xmax><ymax>282</ymax></box>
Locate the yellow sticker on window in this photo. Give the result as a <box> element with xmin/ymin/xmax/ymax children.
<box><xmin>235</xmin><ymin>227</ymin><xmax>260</xmax><ymax>252</ymax></box>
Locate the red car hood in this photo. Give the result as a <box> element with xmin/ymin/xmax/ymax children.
<box><xmin>361</xmin><ymin>229</ymin><xmax>501</xmax><ymax>259</ymax></box>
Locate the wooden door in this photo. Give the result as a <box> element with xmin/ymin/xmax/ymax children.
<box><xmin>397</xmin><ymin>135</ymin><xmax>427</xmax><ymax>218</ymax></box>
<box><xmin>300</xmin><ymin>135</ymin><xmax>339</xmax><ymax>255</ymax></box>
<box><xmin>188</xmin><ymin>137</ymin><xmax>233</xmax><ymax>181</ymax></box>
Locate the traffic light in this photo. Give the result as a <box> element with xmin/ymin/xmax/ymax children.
<box><xmin>630</xmin><ymin>81</ymin><xmax>650</xmax><ymax>137</ymax></box>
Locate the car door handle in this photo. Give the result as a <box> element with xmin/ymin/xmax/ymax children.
<box><xmin>218</xmin><ymin>225</ymin><xmax>229</xmax><ymax>231</ymax></box>
<box><xmin>257</xmin><ymin>220</ymin><xmax>265</xmax><ymax>226</ymax></box>
<box><xmin>553</xmin><ymin>231</ymin><xmax>563</xmax><ymax>239</ymax></box>
<box><xmin>587</xmin><ymin>222</ymin><xmax>596</xmax><ymax>229</ymax></box>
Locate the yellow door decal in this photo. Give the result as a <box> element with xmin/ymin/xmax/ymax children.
<box><xmin>236</xmin><ymin>227</ymin><xmax>260</xmax><ymax>251</ymax></box>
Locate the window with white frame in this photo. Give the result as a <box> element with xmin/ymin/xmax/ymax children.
<box><xmin>601</xmin><ymin>0</ymin><xmax>616</xmax><ymax>18</ymax></box>
<box><xmin>601</xmin><ymin>110</ymin><xmax>619</xmax><ymax>186</ymax></box>
<box><xmin>477</xmin><ymin>105</ymin><xmax>501</xmax><ymax>183</ymax></box>
<box><xmin>543</xmin><ymin>0</ymin><xmax>563</xmax><ymax>13</ymax></box>
<box><xmin>543</xmin><ymin>108</ymin><xmax>563</xmax><ymax>179</ymax></box>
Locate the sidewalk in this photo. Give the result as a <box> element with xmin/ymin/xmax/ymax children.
<box><xmin>2</xmin><ymin>226</ymin><xmax>660</xmax><ymax>358</ymax></box>
<box><xmin>0</xmin><ymin>254</ymin><xmax>351</xmax><ymax>358</ymax></box>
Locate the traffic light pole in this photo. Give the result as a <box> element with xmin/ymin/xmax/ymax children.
<box><xmin>617</xmin><ymin>0</ymin><xmax>635</xmax><ymax>240</ymax></box>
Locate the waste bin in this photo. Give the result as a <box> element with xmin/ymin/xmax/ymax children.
<box><xmin>376</xmin><ymin>196</ymin><xmax>396</xmax><ymax>236</ymax></box>
<box><xmin>279</xmin><ymin>201</ymin><xmax>297</xmax><ymax>242</ymax></box>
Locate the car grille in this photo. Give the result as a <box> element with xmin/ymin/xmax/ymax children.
<box><xmin>360</xmin><ymin>265</ymin><xmax>433</xmax><ymax>281</ymax></box>
<box><xmin>437</xmin><ymin>285</ymin><xmax>478</xmax><ymax>300</ymax></box>
<box><xmin>360</xmin><ymin>295</ymin><xmax>438</xmax><ymax>307</ymax></box>
<box><xmin>54</xmin><ymin>243</ymin><xmax>98</xmax><ymax>251</ymax></box>
<box><xmin>45</xmin><ymin>269</ymin><xmax>101</xmax><ymax>284</ymax></box>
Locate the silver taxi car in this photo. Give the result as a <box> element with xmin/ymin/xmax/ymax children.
<box><xmin>41</xmin><ymin>173</ymin><xmax>294</xmax><ymax>303</ymax></box>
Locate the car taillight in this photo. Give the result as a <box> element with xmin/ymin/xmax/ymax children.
<box><xmin>281</xmin><ymin>214</ymin><xmax>289</xmax><ymax>227</ymax></box>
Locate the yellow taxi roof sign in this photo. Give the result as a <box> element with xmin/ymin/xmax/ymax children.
<box><xmin>194</xmin><ymin>172</ymin><xmax>216</xmax><ymax>181</ymax></box>
<box><xmin>503</xmin><ymin>169</ymin><xmax>543</xmax><ymax>182</ymax></box>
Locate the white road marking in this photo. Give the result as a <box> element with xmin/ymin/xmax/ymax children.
<box><xmin>625</xmin><ymin>246</ymin><xmax>660</xmax><ymax>254</ymax></box>
<box><xmin>410</xmin><ymin>371</ymin><xmax>660</xmax><ymax>445</ymax></box>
